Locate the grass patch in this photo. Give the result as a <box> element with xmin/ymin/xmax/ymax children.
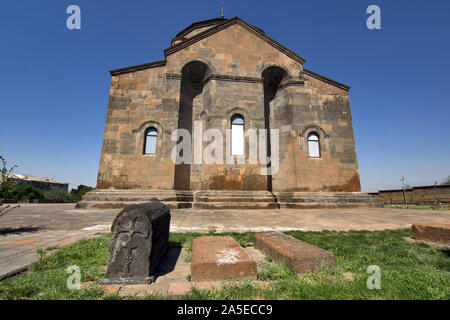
<box><xmin>0</xmin><ymin>229</ymin><xmax>448</xmax><ymax>300</ymax></box>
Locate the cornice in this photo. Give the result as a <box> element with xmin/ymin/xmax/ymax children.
<box><xmin>303</xmin><ymin>69</ymin><xmax>350</xmax><ymax>91</ymax></box>
<box><xmin>109</xmin><ymin>60</ymin><xmax>166</xmax><ymax>76</ymax></box>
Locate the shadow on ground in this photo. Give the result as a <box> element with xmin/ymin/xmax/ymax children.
<box><xmin>156</xmin><ymin>245</ymin><xmax>182</xmax><ymax>278</ymax></box>
<box><xmin>440</xmin><ymin>249</ymin><xmax>450</xmax><ymax>257</ymax></box>
<box><xmin>0</xmin><ymin>226</ymin><xmax>43</xmax><ymax>236</ymax></box>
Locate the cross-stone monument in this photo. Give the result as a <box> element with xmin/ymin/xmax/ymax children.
<box><xmin>101</xmin><ymin>202</ymin><xmax>171</xmax><ymax>284</ymax></box>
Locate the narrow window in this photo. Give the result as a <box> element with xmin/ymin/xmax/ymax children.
<box><xmin>308</xmin><ymin>132</ymin><xmax>320</xmax><ymax>158</ymax></box>
<box><xmin>231</xmin><ymin>114</ymin><xmax>244</xmax><ymax>156</ymax></box>
<box><xmin>144</xmin><ymin>127</ymin><xmax>158</xmax><ymax>154</ymax></box>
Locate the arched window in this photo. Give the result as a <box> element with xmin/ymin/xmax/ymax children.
<box><xmin>231</xmin><ymin>114</ymin><xmax>244</xmax><ymax>156</ymax></box>
<box><xmin>144</xmin><ymin>127</ymin><xmax>158</xmax><ymax>154</ymax></box>
<box><xmin>307</xmin><ymin>132</ymin><xmax>320</xmax><ymax>158</ymax></box>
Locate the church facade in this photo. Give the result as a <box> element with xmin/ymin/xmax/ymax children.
<box><xmin>79</xmin><ymin>17</ymin><xmax>373</xmax><ymax>209</ymax></box>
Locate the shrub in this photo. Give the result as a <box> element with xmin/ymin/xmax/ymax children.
<box><xmin>70</xmin><ymin>184</ymin><xmax>94</xmax><ymax>202</ymax></box>
<box><xmin>43</xmin><ymin>189</ymin><xmax>72</xmax><ymax>202</ymax></box>
<box><xmin>0</xmin><ymin>183</ymin><xmax>44</xmax><ymax>201</ymax></box>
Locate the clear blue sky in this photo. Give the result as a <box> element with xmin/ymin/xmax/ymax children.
<box><xmin>1</xmin><ymin>0</ymin><xmax>449</xmax><ymax>192</ymax></box>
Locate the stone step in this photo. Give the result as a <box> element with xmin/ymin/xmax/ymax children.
<box><xmin>275</xmin><ymin>192</ymin><xmax>375</xmax><ymax>204</ymax></box>
<box><xmin>75</xmin><ymin>201</ymin><xmax>192</xmax><ymax>210</ymax></box>
<box><xmin>191</xmin><ymin>236</ymin><xmax>257</xmax><ymax>281</ymax></box>
<box><xmin>278</xmin><ymin>202</ymin><xmax>376</xmax><ymax>209</ymax></box>
<box><xmin>81</xmin><ymin>190</ymin><xmax>193</xmax><ymax>203</ymax></box>
<box><xmin>193</xmin><ymin>201</ymin><xmax>279</xmax><ymax>210</ymax></box>
<box><xmin>77</xmin><ymin>189</ymin><xmax>376</xmax><ymax>210</ymax></box>
<box><xmin>254</xmin><ymin>232</ymin><xmax>336</xmax><ymax>274</ymax></box>
<box><xmin>194</xmin><ymin>190</ymin><xmax>276</xmax><ymax>203</ymax></box>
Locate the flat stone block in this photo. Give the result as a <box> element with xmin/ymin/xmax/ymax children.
<box><xmin>254</xmin><ymin>232</ymin><xmax>336</xmax><ymax>274</ymax></box>
<box><xmin>412</xmin><ymin>224</ymin><xmax>450</xmax><ymax>243</ymax></box>
<box><xmin>191</xmin><ymin>236</ymin><xmax>257</xmax><ymax>281</ymax></box>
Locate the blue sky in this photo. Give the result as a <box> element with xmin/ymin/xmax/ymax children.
<box><xmin>0</xmin><ymin>0</ymin><xmax>449</xmax><ymax>192</ymax></box>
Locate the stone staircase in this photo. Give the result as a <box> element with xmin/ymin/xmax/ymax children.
<box><xmin>77</xmin><ymin>189</ymin><xmax>375</xmax><ymax>210</ymax></box>
<box><xmin>193</xmin><ymin>190</ymin><xmax>279</xmax><ymax>209</ymax></box>
<box><xmin>76</xmin><ymin>190</ymin><xmax>194</xmax><ymax>209</ymax></box>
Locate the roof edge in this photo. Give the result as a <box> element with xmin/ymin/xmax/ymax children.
<box><xmin>110</xmin><ymin>60</ymin><xmax>166</xmax><ymax>76</ymax></box>
<box><xmin>303</xmin><ymin>69</ymin><xmax>350</xmax><ymax>91</ymax></box>
<box><xmin>176</xmin><ymin>17</ymin><xmax>229</xmax><ymax>38</ymax></box>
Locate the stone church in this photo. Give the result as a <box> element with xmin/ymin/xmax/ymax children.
<box><xmin>78</xmin><ymin>17</ymin><xmax>374</xmax><ymax>209</ymax></box>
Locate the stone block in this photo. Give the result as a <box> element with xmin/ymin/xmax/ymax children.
<box><xmin>191</xmin><ymin>236</ymin><xmax>257</xmax><ymax>281</ymax></box>
<box><xmin>101</xmin><ymin>202</ymin><xmax>171</xmax><ymax>284</ymax></box>
<box><xmin>254</xmin><ymin>232</ymin><xmax>336</xmax><ymax>274</ymax></box>
<box><xmin>411</xmin><ymin>224</ymin><xmax>450</xmax><ymax>243</ymax></box>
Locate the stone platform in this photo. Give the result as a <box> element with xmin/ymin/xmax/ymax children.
<box><xmin>77</xmin><ymin>189</ymin><xmax>376</xmax><ymax>210</ymax></box>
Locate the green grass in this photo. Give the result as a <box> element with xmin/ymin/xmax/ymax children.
<box><xmin>384</xmin><ymin>204</ymin><xmax>449</xmax><ymax>210</ymax></box>
<box><xmin>0</xmin><ymin>229</ymin><xmax>448</xmax><ymax>300</ymax></box>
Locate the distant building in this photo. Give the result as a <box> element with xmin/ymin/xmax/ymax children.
<box><xmin>6</xmin><ymin>174</ymin><xmax>69</xmax><ymax>192</ymax></box>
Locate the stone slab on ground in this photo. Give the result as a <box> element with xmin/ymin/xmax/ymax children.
<box><xmin>254</xmin><ymin>232</ymin><xmax>336</xmax><ymax>274</ymax></box>
<box><xmin>411</xmin><ymin>224</ymin><xmax>450</xmax><ymax>243</ymax></box>
<box><xmin>191</xmin><ymin>236</ymin><xmax>257</xmax><ymax>281</ymax></box>
<box><xmin>404</xmin><ymin>236</ymin><xmax>450</xmax><ymax>249</ymax></box>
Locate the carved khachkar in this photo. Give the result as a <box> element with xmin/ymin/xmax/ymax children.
<box><xmin>101</xmin><ymin>202</ymin><xmax>171</xmax><ymax>284</ymax></box>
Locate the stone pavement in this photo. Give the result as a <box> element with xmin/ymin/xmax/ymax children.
<box><xmin>0</xmin><ymin>203</ymin><xmax>449</xmax><ymax>280</ymax></box>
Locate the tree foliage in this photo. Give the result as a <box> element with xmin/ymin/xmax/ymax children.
<box><xmin>70</xmin><ymin>184</ymin><xmax>94</xmax><ymax>202</ymax></box>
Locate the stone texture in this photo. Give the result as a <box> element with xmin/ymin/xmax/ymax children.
<box><xmin>254</xmin><ymin>232</ymin><xmax>336</xmax><ymax>274</ymax></box>
<box><xmin>102</xmin><ymin>202</ymin><xmax>171</xmax><ymax>284</ymax></box>
<box><xmin>411</xmin><ymin>224</ymin><xmax>450</xmax><ymax>243</ymax></box>
<box><xmin>191</xmin><ymin>236</ymin><xmax>257</xmax><ymax>281</ymax></box>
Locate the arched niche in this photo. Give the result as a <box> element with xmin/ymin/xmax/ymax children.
<box><xmin>261</xmin><ymin>66</ymin><xmax>290</xmax><ymax>192</ymax></box>
<box><xmin>174</xmin><ymin>60</ymin><xmax>211</xmax><ymax>190</ymax></box>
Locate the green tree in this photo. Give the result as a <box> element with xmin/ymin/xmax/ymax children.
<box><xmin>70</xmin><ymin>184</ymin><xmax>94</xmax><ymax>202</ymax></box>
<box><xmin>0</xmin><ymin>155</ymin><xmax>20</xmax><ymax>217</ymax></box>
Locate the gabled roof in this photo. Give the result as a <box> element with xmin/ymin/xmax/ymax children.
<box><xmin>164</xmin><ymin>16</ymin><xmax>306</xmax><ymax>65</ymax></box>
<box><xmin>175</xmin><ymin>18</ymin><xmax>229</xmax><ymax>38</ymax></box>
<box><xmin>108</xmin><ymin>17</ymin><xmax>351</xmax><ymax>91</ymax></box>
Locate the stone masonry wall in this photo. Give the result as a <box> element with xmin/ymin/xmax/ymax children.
<box><xmin>369</xmin><ymin>185</ymin><xmax>450</xmax><ymax>205</ymax></box>
<box><xmin>96</xmin><ymin>19</ymin><xmax>361</xmax><ymax>192</ymax></box>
